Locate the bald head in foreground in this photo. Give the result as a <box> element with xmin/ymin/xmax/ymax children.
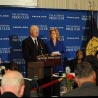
<box><xmin>0</xmin><ymin>71</ymin><xmax>25</xmax><ymax>98</ymax></box>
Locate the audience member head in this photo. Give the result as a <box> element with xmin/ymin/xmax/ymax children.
<box><xmin>76</xmin><ymin>49</ymin><xmax>84</xmax><ymax>60</ymax></box>
<box><xmin>30</xmin><ymin>25</ymin><xmax>39</xmax><ymax>38</ymax></box>
<box><xmin>74</xmin><ymin>62</ymin><xmax>96</xmax><ymax>87</ymax></box>
<box><xmin>1</xmin><ymin>71</ymin><xmax>25</xmax><ymax>97</ymax></box>
<box><xmin>5</xmin><ymin>62</ymin><xmax>18</xmax><ymax>71</ymax></box>
<box><xmin>83</xmin><ymin>55</ymin><xmax>98</xmax><ymax>71</ymax></box>
<box><xmin>2</xmin><ymin>62</ymin><xmax>19</xmax><ymax>75</ymax></box>
<box><xmin>49</xmin><ymin>28</ymin><xmax>60</xmax><ymax>41</ymax></box>
<box><xmin>95</xmin><ymin>51</ymin><xmax>98</xmax><ymax>59</ymax></box>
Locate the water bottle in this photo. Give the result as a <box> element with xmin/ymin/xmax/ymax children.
<box><xmin>0</xmin><ymin>58</ymin><xmax>2</xmax><ymax>64</ymax></box>
<box><xmin>65</xmin><ymin>66</ymin><xmax>71</xmax><ymax>74</ymax></box>
<box><xmin>31</xmin><ymin>76</ymin><xmax>39</xmax><ymax>97</ymax></box>
<box><xmin>30</xmin><ymin>90</ymin><xmax>38</xmax><ymax>98</ymax></box>
<box><xmin>0</xmin><ymin>68</ymin><xmax>2</xmax><ymax>77</ymax></box>
<box><xmin>1</xmin><ymin>66</ymin><xmax>5</xmax><ymax>75</ymax></box>
<box><xmin>60</xmin><ymin>78</ymin><xmax>67</xmax><ymax>97</ymax></box>
<box><xmin>33</xmin><ymin>76</ymin><xmax>43</xmax><ymax>97</ymax></box>
<box><xmin>38</xmin><ymin>87</ymin><xmax>43</xmax><ymax>97</ymax></box>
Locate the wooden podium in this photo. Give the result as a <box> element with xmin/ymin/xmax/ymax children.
<box><xmin>27</xmin><ymin>55</ymin><xmax>62</xmax><ymax>79</ymax></box>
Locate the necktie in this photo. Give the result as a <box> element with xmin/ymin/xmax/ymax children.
<box><xmin>34</xmin><ymin>39</ymin><xmax>38</xmax><ymax>47</ymax></box>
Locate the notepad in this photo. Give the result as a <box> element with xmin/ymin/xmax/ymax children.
<box><xmin>51</xmin><ymin>51</ymin><xmax>61</xmax><ymax>56</ymax></box>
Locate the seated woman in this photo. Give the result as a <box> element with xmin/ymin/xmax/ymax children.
<box><xmin>46</xmin><ymin>28</ymin><xmax>66</xmax><ymax>73</ymax></box>
<box><xmin>69</xmin><ymin>49</ymin><xmax>84</xmax><ymax>72</ymax></box>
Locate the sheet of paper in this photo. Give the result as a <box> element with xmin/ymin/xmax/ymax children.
<box><xmin>51</xmin><ymin>51</ymin><xmax>61</xmax><ymax>56</ymax></box>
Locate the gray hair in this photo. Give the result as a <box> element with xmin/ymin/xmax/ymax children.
<box><xmin>30</xmin><ymin>25</ymin><xmax>39</xmax><ymax>32</ymax></box>
<box><xmin>1</xmin><ymin>71</ymin><xmax>24</xmax><ymax>88</ymax></box>
<box><xmin>75</xmin><ymin>62</ymin><xmax>94</xmax><ymax>79</ymax></box>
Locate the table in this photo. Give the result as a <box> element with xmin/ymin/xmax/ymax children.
<box><xmin>52</xmin><ymin>73</ymin><xmax>75</xmax><ymax>78</ymax></box>
<box><xmin>52</xmin><ymin>73</ymin><xmax>75</xmax><ymax>97</ymax></box>
<box><xmin>52</xmin><ymin>73</ymin><xmax>66</xmax><ymax>78</ymax></box>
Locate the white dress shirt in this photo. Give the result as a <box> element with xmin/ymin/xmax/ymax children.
<box><xmin>31</xmin><ymin>36</ymin><xmax>38</xmax><ymax>46</ymax></box>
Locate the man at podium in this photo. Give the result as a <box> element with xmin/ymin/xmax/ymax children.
<box><xmin>22</xmin><ymin>25</ymin><xmax>51</xmax><ymax>97</ymax></box>
<box><xmin>22</xmin><ymin>25</ymin><xmax>46</xmax><ymax>63</ymax></box>
<box><xmin>22</xmin><ymin>25</ymin><xmax>47</xmax><ymax>78</ymax></box>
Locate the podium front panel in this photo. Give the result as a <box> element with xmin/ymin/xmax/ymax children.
<box><xmin>27</xmin><ymin>61</ymin><xmax>44</xmax><ymax>79</ymax></box>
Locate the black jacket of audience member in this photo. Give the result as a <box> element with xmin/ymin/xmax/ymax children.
<box><xmin>22</xmin><ymin>37</ymin><xmax>47</xmax><ymax>62</ymax></box>
<box><xmin>83</xmin><ymin>55</ymin><xmax>98</xmax><ymax>71</ymax></box>
<box><xmin>0</xmin><ymin>92</ymin><xmax>18</xmax><ymax>98</ymax></box>
<box><xmin>69</xmin><ymin>58</ymin><xmax>77</xmax><ymax>72</ymax></box>
<box><xmin>69</xmin><ymin>58</ymin><xmax>84</xmax><ymax>72</ymax></box>
<box><xmin>83</xmin><ymin>55</ymin><xmax>98</xmax><ymax>86</ymax></box>
<box><xmin>62</xmin><ymin>82</ymin><xmax>98</xmax><ymax>96</ymax></box>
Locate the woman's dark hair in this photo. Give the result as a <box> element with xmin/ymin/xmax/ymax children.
<box><xmin>1</xmin><ymin>62</ymin><xmax>19</xmax><ymax>75</ymax></box>
<box><xmin>2</xmin><ymin>62</ymin><xmax>19</xmax><ymax>75</ymax></box>
<box><xmin>95</xmin><ymin>51</ymin><xmax>98</xmax><ymax>57</ymax></box>
<box><xmin>76</xmin><ymin>49</ymin><xmax>83</xmax><ymax>55</ymax></box>
<box><xmin>83</xmin><ymin>55</ymin><xmax>98</xmax><ymax>71</ymax></box>
<box><xmin>5</xmin><ymin>62</ymin><xmax>19</xmax><ymax>71</ymax></box>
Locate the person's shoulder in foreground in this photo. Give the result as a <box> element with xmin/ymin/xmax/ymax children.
<box><xmin>0</xmin><ymin>92</ymin><xmax>18</xmax><ymax>97</ymax></box>
<box><xmin>62</xmin><ymin>61</ymin><xmax>98</xmax><ymax>97</ymax></box>
<box><xmin>62</xmin><ymin>82</ymin><xmax>98</xmax><ymax>97</ymax></box>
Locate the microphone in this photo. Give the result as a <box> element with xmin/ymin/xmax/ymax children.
<box><xmin>39</xmin><ymin>42</ymin><xmax>43</xmax><ymax>56</ymax></box>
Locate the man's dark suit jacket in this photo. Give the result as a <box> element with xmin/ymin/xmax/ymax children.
<box><xmin>22</xmin><ymin>37</ymin><xmax>46</xmax><ymax>62</ymax></box>
<box><xmin>62</xmin><ymin>82</ymin><xmax>98</xmax><ymax>97</ymax></box>
<box><xmin>0</xmin><ymin>92</ymin><xmax>18</xmax><ymax>97</ymax></box>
